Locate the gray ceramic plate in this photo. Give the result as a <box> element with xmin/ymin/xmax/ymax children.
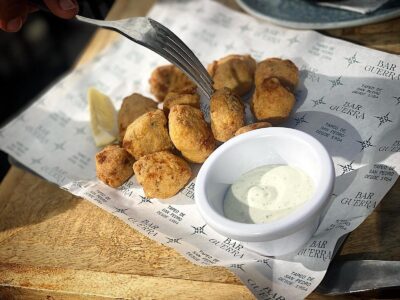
<box><xmin>236</xmin><ymin>0</ymin><xmax>400</xmax><ymax>29</ymax></box>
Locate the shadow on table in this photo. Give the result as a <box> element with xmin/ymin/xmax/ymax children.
<box><xmin>0</xmin><ymin>166</ymin><xmax>80</xmax><ymax>234</ymax></box>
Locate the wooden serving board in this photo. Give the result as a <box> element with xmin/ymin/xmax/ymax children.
<box><xmin>1</xmin><ymin>1</ymin><xmax>399</xmax><ymax>299</ymax></box>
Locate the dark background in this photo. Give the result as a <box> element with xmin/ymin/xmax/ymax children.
<box><xmin>0</xmin><ymin>1</ymin><xmax>114</xmax><ymax>180</ymax></box>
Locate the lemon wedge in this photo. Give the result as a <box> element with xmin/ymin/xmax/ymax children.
<box><xmin>88</xmin><ymin>87</ymin><xmax>118</xmax><ymax>147</ymax></box>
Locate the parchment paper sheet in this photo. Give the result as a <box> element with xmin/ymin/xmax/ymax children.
<box><xmin>1</xmin><ymin>1</ymin><xmax>399</xmax><ymax>299</ymax></box>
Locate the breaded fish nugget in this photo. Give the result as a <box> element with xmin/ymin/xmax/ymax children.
<box><xmin>118</xmin><ymin>93</ymin><xmax>158</xmax><ymax>141</ymax></box>
<box><xmin>234</xmin><ymin>122</ymin><xmax>272</xmax><ymax>136</ymax></box>
<box><xmin>133</xmin><ymin>151</ymin><xmax>191</xmax><ymax>199</ymax></box>
<box><xmin>251</xmin><ymin>78</ymin><xmax>295</xmax><ymax>125</ymax></box>
<box><xmin>163</xmin><ymin>92</ymin><xmax>200</xmax><ymax>115</ymax></box>
<box><xmin>123</xmin><ymin>110</ymin><xmax>173</xmax><ymax>160</ymax></box>
<box><xmin>255</xmin><ymin>58</ymin><xmax>299</xmax><ymax>91</ymax></box>
<box><xmin>95</xmin><ymin>145</ymin><xmax>134</xmax><ymax>188</ymax></box>
<box><xmin>169</xmin><ymin>105</ymin><xmax>216</xmax><ymax>163</ymax></box>
<box><xmin>149</xmin><ymin>65</ymin><xmax>197</xmax><ymax>102</ymax></box>
<box><xmin>210</xmin><ymin>88</ymin><xmax>245</xmax><ymax>142</ymax></box>
<box><xmin>208</xmin><ymin>54</ymin><xmax>256</xmax><ymax>96</ymax></box>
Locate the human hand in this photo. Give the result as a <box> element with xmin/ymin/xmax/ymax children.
<box><xmin>0</xmin><ymin>0</ymin><xmax>79</xmax><ymax>32</ymax></box>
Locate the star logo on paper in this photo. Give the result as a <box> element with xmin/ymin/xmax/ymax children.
<box><xmin>240</xmin><ymin>23</ymin><xmax>250</xmax><ymax>33</ymax></box>
<box><xmin>230</xmin><ymin>264</ymin><xmax>245</xmax><ymax>272</ymax></box>
<box><xmin>76</xmin><ymin>127</ymin><xmax>86</xmax><ymax>135</ymax></box>
<box><xmin>17</xmin><ymin>114</ymin><xmax>26</xmax><ymax>122</ymax></box>
<box><xmin>134</xmin><ymin>79</ymin><xmax>142</xmax><ymax>87</ymax></box>
<box><xmin>138</xmin><ymin>195</ymin><xmax>153</xmax><ymax>204</ymax></box>
<box><xmin>294</xmin><ymin>114</ymin><xmax>308</xmax><ymax>126</ymax></box>
<box><xmin>191</xmin><ymin>224</ymin><xmax>207</xmax><ymax>235</ymax></box>
<box><xmin>301</xmin><ymin>67</ymin><xmax>320</xmax><ymax>83</ymax></box>
<box><xmin>287</xmin><ymin>36</ymin><xmax>299</xmax><ymax>46</ymax></box>
<box><xmin>312</xmin><ymin>96</ymin><xmax>326</xmax><ymax>107</ymax></box>
<box><xmin>92</xmin><ymin>56</ymin><xmax>102</xmax><ymax>64</ymax></box>
<box><xmin>338</xmin><ymin>161</ymin><xmax>354</xmax><ymax>175</ymax></box>
<box><xmin>166</xmin><ymin>237</ymin><xmax>182</xmax><ymax>244</ymax></box>
<box><xmin>38</xmin><ymin>97</ymin><xmax>47</xmax><ymax>106</ymax></box>
<box><xmin>54</xmin><ymin>142</ymin><xmax>65</xmax><ymax>151</ymax></box>
<box><xmin>344</xmin><ymin>52</ymin><xmax>360</xmax><ymax>67</ymax></box>
<box><xmin>128</xmin><ymin>217</ymin><xmax>137</xmax><ymax>224</ymax></box>
<box><xmin>149</xmin><ymin>60</ymin><xmax>158</xmax><ymax>68</ymax></box>
<box><xmin>75</xmin><ymin>68</ymin><xmax>84</xmax><ymax>75</ymax></box>
<box><xmin>225</xmin><ymin>42</ymin><xmax>234</xmax><ymax>51</ymax></box>
<box><xmin>113</xmin><ymin>207</ymin><xmax>128</xmax><ymax>215</ymax></box>
<box><xmin>71</xmin><ymin>181</ymin><xmax>84</xmax><ymax>189</ymax></box>
<box><xmin>374</xmin><ymin>112</ymin><xmax>392</xmax><ymax>127</ymax></box>
<box><xmin>31</xmin><ymin>157</ymin><xmax>43</xmax><ymax>165</ymax></box>
<box><xmin>257</xmin><ymin>259</ymin><xmax>272</xmax><ymax>269</ymax></box>
<box><xmin>393</xmin><ymin>96</ymin><xmax>400</xmax><ymax>105</ymax></box>
<box><xmin>329</xmin><ymin>76</ymin><xmax>343</xmax><ymax>89</ymax></box>
<box><xmin>357</xmin><ymin>136</ymin><xmax>374</xmax><ymax>152</ymax></box>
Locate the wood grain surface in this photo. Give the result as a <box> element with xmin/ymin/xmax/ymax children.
<box><xmin>1</xmin><ymin>0</ymin><xmax>399</xmax><ymax>299</ymax></box>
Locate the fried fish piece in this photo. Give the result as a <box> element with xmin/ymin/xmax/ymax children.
<box><xmin>163</xmin><ymin>92</ymin><xmax>200</xmax><ymax>115</ymax></box>
<box><xmin>251</xmin><ymin>78</ymin><xmax>295</xmax><ymax>125</ymax></box>
<box><xmin>208</xmin><ymin>54</ymin><xmax>256</xmax><ymax>96</ymax></box>
<box><xmin>118</xmin><ymin>93</ymin><xmax>158</xmax><ymax>141</ymax></box>
<box><xmin>123</xmin><ymin>110</ymin><xmax>173</xmax><ymax>160</ymax></box>
<box><xmin>210</xmin><ymin>88</ymin><xmax>245</xmax><ymax>142</ymax></box>
<box><xmin>234</xmin><ymin>122</ymin><xmax>272</xmax><ymax>136</ymax></box>
<box><xmin>133</xmin><ymin>151</ymin><xmax>192</xmax><ymax>199</ymax></box>
<box><xmin>255</xmin><ymin>58</ymin><xmax>299</xmax><ymax>91</ymax></box>
<box><xmin>149</xmin><ymin>65</ymin><xmax>197</xmax><ymax>102</ymax></box>
<box><xmin>95</xmin><ymin>144</ymin><xmax>134</xmax><ymax>188</ymax></box>
<box><xmin>169</xmin><ymin>105</ymin><xmax>216</xmax><ymax>163</ymax></box>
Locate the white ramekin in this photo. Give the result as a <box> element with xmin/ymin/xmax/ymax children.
<box><xmin>195</xmin><ymin>127</ymin><xmax>334</xmax><ymax>256</ymax></box>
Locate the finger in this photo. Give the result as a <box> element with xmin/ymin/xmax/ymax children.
<box><xmin>0</xmin><ymin>0</ymin><xmax>29</xmax><ymax>32</ymax></box>
<box><xmin>43</xmin><ymin>0</ymin><xmax>79</xmax><ymax>19</ymax></box>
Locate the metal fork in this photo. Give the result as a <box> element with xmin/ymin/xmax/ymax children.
<box><xmin>76</xmin><ymin>16</ymin><xmax>214</xmax><ymax>98</ymax></box>
<box><xmin>28</xmin><ymin>0</ymin><xmax>214</xmax><ymax>98</ymax></box>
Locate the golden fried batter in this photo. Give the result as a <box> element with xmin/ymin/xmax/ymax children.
<box><xmin>210</xmin><ymin>88</ymin><xmax>245</xmax><ymax>142</ymax></box>
<box><xmin>208</xmin><ymin>54</ymin><xmax>256</xmax><ymax>96</ymax></box>
<box><xmin>118</xmin><ymin>93</ymin><xmax>158</xmax><ymax>141</ymax></box>
<box><xmin>123</xmin><ymin>110</ymin><xmax>173</xmax><ymax>160</ymax></box>
<box><xmin>95</xmin><ymin>144</ymin><xmax>134</xmax><ymax>188</ymax></box>
<box><xmin>163</xmin><ymin>92</ymin><xmax>200</xmax><ymax>115</ymax></box>
<box><xmin>133</xmin><ymin>151</ymin><xmax>192</xmax><ymax>199</ymax></box>
<box><xmin>169</xmin><ymin>105</ymin><xmax>216</xmax><ymax>163</ymax></box>
<box><xmin>234</xmin><ymin>122</ymin><xmax>272</xmax><ymax>136</ymax></box>
<box><xmin>255</xmin><ymin>58</ymin><xmax>299</xmax><ymax>91</ymax></box>
<box><xmin>251</xmin><ymin>78</ymin><xmax>295</xmax><ymax>125</ymax></box>
<box><xmin>149</xmin><ymin>65</ymin><xmax>197</xmax><ymax>102</ymax></box>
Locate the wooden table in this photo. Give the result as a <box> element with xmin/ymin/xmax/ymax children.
<box><xmin>1</xmin><ymin>1</ymin><xmax>399</xmax><ymax>299</ymax></box>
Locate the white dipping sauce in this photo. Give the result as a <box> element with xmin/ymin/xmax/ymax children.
<box><xmin>223</xmin><ymin>164</ymin><xmax>314</xmax><ymax>224</ymax></box>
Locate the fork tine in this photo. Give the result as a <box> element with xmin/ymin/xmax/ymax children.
<box><xmin>149</xmin><ymin>19</ymin><xmax>214</xmax><ymax>86</ymax></box>
<box><xmin>162</xmin><ymin>39</ymin><xmax>214</xmax><ymax>96</ymax></box>
<box><xmin>162</xmin><ymin>42</ymin><xmax>213</xmax><ymax>97</ymax></box>
<box><xmin>164</xmin><ymin>36</ymin><xmax>213</xmax><ymax>87</ymax></box>
<box><xmin>75</xmin><ymin>16</ymin><xmax>214</xmax><ymax>98</ymax></box>
<box><xmin>150</xmin><ymin>45</ymin><xmax>213</xmax><ymax>98</ymax></box>
<box><xmin>149</xmin><ymin>20</ymin><xmax>210</xmax><ymax>79</ymax></box>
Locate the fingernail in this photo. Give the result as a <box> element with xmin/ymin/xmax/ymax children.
<box><xmin>6</xmin><ymin>17</ymin><xmax>22</xmax><ymax>32</ymax></box>
<box><xmin>59</xmin><ymin>0</ymin><xmax>77</xmax><ymax>10</ymax></box>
